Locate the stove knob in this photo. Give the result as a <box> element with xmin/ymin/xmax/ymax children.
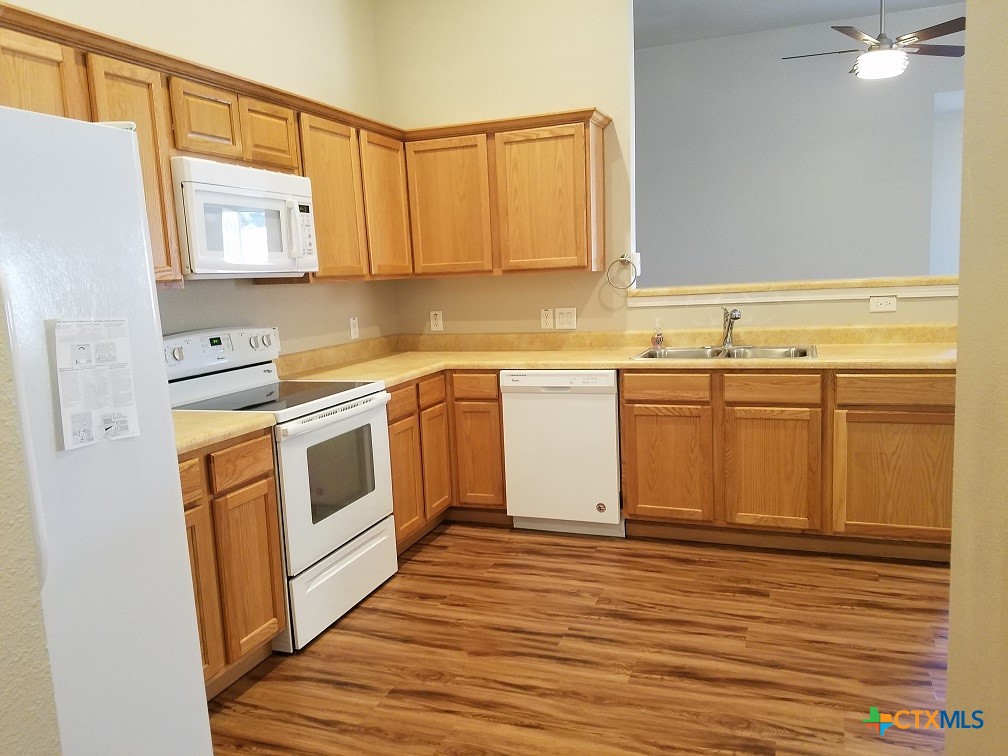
<box><xmin>172</xmin><ymin>346</ymin><xmax>185</xmax><ymax>361</ymax></box>
<box><xmin>261</xmin><ymin>333</ymin><xmax>272</xmax><ymax>348</ymax></box>
<box><xmin>250</xmin><ymin>335</ymin><xmax>261</xmax><ymax>349</ymax></box>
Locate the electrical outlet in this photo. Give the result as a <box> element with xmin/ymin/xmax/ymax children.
<box><xmin>430</xmin><ymin>310</ymin><xmax>443</xmax><ymax>332</ymax></box>
<box><xmin>540</xmin><ymin>308</ymin><xmax>554</xmax><ymax>330</ymax></box>
<box><xmin>555</xmin><ymin>307</ymin><xmax>577</xmax><ymax>330</ymax></box>
<box><xmin>349</xmin><ymin>316</ymin><xmax>360</xmax><ymax>340</ymax></box>
<box><xmin>869</xmin><ymin>295</ymin><xmax>897</xmax><ymax>313</ymax></box>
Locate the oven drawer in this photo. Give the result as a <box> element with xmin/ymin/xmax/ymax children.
<box><xmin>288</xmin><ymin>515</ymin><xmax>398</xmax><ymax>650</ymax></box>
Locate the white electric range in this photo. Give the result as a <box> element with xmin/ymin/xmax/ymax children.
<box><xmin>165</xmin><ymin>326</ymin><xmax>398</xmax><ymax>651</ymax></box>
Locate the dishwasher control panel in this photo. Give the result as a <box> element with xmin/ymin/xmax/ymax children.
<box><xmin>499</xmin><ymin>369</ymin><xmax>617</xmax><ymax>391</ymax></box>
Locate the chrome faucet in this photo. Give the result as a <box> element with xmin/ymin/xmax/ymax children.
<box><xmin>721</xmin><ymin>307</ymin><xmax>742</xmax><ymax>351</ymax></box>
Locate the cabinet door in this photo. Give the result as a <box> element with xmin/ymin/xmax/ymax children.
<box><xmin>621</xmin><ymin>404</ymin><xmax>713</xmax><ymax>522</ymax></box>
<box><xmin>833</xmin><ymin>411</ymin><xmax>953</xmax><ymax>542</ymax></box>
<box><xmin>238</xmin><ymin>96</ymin><xmax>300</xmax><ymax>170</ymax></box>
<box><xmin>168</xmin><ymin>77</ymin><xmax>242</xmax><ymax>158</ymax></box>
<box><xmin>184</xmin><ymin>501</ymin><xmax>227</xmax><ymax>682</ymax></box>
<box><xmin>360</xmin><ymin>131</ymin><xmax>413</xmax><ymax>276</ymax></box>
<box><xmin>406</xmin><ymin>135</ymin><xmax>493</xmax><ymax>274</ymax></box>
<box><xmin>495</xmin><ymin>123</ymin><xmax>587</xmax><ymax>270</ymax></box>
<box><xmin>723</xmin><ymin>407</ymin><xmax>821</xmax><ymax>530</ymax></box>
<box><xmin>389</xmin><ymin>414</ymin><xmax>426</xmax><ymax>545</ymax></box>
<box><xmin>421</xmin><ymin>402</ymin><xmax>452</xmax><ymax>518</ymax></box>
<box><xmin>87</xmin><ymin>55</ymin><xmax>181</xmax><ymax>282</ymax></box>
<box><xmin>212</xmin><ymin>476</ymin><xmax>285</xmax><ymax>661</ymax></box>
<box><xmin>453</xmin><ymin>400</ymin><xmax>505</xmax><ymax>508</ymax></box>
<box><xmin>0</xmin><ymin>28</ymin><xmax>89</xmax><ymax>119</ymax></box>
<box><xmin>300</xmin><ymin>114</ymin><xmax>369</xmax><ymax>278</ymax></box>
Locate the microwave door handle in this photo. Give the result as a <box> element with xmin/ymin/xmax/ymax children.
<box><xmin>286</xmin><ymin>200</ymin><xmax>303</xmax><ymax>258</ymax></box>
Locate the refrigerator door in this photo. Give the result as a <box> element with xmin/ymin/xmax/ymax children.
<box><xmin>0</xmin><ymin>107</ymin><xmax>212</xmax><ymax>753</ymax></box>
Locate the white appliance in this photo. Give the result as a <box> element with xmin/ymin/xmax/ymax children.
<box><xmin>165</xmin><ymin>327</ymin><xmax>398</xmax><ymax>652</ymax></box>
<box><xmin>171</xmin><ymin>155</ymin><xmax>319</xmax><ymax>279</ymax></box>
<box><xmin>501</xmin><ymin>370</ymin><xmax>624</xmax><ymax>537</ymax></box>
<box><xmin>0</xmin><ymin>107</ymin><xmax>212</xmax><ymax>751</ymax></box>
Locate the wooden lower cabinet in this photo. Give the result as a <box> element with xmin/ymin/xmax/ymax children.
<box><xmin>420</xmin><ymin>402</ymin><xmax>452</xmax><ymax>517</ymax></box>
<box><xmin>389</xmin><ymin>413</ymin><xmax>426</xmax><ymax>544</ymax></box>
<box><xmin>452</xmin><ymin>399</ymin><xmax>505</xmax><ymax>508</ymax></box>
<box><xmin>832</xmin><ymin>410</ymin><xmax>954</xmax><ymax>541</ymax></box>
<box><xmin>723</xmin><ymin>406</ymin><xmax>822</xmax><ymax>531</ymax></box>
<box><xmin>177</xmin><ymin>429</ymin><xmax>284</xmax><ymax>698</ymax></box>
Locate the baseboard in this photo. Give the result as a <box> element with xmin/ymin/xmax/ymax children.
<box><xmin>397</xmin><ymin>510</ymin><xmax>448</xmax><ymax>554</ymax></box>
<box><xmin>626</xmin><ymin>520</ymin><xmax>951</xmax><ymax>563</ymax></box>
<box><xmin>206</xmin><ymin>639</ymin><xmax>274</xmax><ymax>701</ymax></box>
<box><xmin>446</xmin><ymin>507</ymin><xmax>513</xmax><ymax>527</ymax></box>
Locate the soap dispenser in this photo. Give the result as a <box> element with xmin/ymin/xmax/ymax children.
<box><xmin>651</xmin><ymin>318</ymin><xmax>664</xmax><ymax>349</ymax></box>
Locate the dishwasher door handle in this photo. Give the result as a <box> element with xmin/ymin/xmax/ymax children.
<box><xmin>538</xmin><ymin>386</ymin><xmax>573</xmax><ymax>392</ymax></box>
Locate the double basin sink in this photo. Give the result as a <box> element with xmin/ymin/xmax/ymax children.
<box><xmin>634</xmin><ymin>345</ymin><xmax>817</xmax><ymax>360</ymax></box>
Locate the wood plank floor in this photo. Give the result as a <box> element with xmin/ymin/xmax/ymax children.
<box><xmin>210</xmin><ymin>523</ymin><xmax>949</xmax><ymax>754</ymax></box>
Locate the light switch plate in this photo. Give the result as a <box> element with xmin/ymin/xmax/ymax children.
<box><xmin>430</xmin><ymin>310</ymin><xmax>443</xmax><ymax>332</ymax></box>
<box><xmin>869</xmin><ymin>295</ymin><xmax>897</xmax><ymax>313</ymax></box>
<box><xmin>556</xmin><ymin>307</ymin><xmax>577</xmax><ymax>330</ymax></box>
<box><xmin>349</xmin><ymin>316</ymin><xmax>360</xmax><ymax>340</ymax></box>
<box><xmin>540</xmin><ymin>308</ymin><xmax>554</xmax><ymax>330</ymax></box>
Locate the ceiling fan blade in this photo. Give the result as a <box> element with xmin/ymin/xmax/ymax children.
<box><xmin>832</xmin><ymin>26</ymin><xmax>880</xmax><ymax>45</ymax></box>
<box><xmin>896</xmin><ymin>16</ymin><xmax>966</xmax><ymax>45</ymax></box>
<box><xmin>782</xmin><ymin>49</ymin><xmax>860</xmax><ymax>60</ymax></box>
<box><xmin>905</xmin><ymin>43</ymin><xmax>965</xmax><ymax>57</ymax></box>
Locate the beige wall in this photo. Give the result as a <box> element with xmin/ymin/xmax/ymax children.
<box><xmin>0</xmin><ymin>308</ymin><xmax>60</xmax><ymax>754</ymax></box>
<box><xmin>946</xmin><ymin>0</ymin><xmax>1008</xmax><ymax>749</ymax></box>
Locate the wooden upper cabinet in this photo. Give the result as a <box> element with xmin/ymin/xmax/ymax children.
<box><xmin>406</xmin><ymin>135</ymin><xmax>493</xmax><ymax>274</ymax></box>
<box><xmin>168</xmin><ymin>77</ymin><xmax>242</xmax><ymax>158</ymax></box>
<box><xmin>495</xmin><ymin>122</ymin><xmax>592</xmax><ymax>271</ymax></box>
<box><xmin>238</xmin><ymin>95</ymin><xmax>300</xmax><ymax>170</ymax></box>
<box><xmin>0</xmin><ymin>28</ymin><xmax>89</xmax><ymax>119</ymax></box>
<box><xmin>360</xmin><ymin>130</ymin><xmax>413</xmax><ymax>276</ymax></box>
<box><xmin>300</xmin><ymin>114</ymin><xmax>368</xmax><ymax>278</ymax></box>
<box><xmin>87</xmin><ymin>54</ymin><xmax>181</xmax><ymax>282</ymax></box>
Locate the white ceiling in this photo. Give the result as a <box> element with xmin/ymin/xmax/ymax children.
<box><xmin>634</xmin><ymin>0</ymin><xmax>961</xmax><ymax>49</ymax></box>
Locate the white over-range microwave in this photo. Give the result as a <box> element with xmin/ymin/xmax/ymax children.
<box><xmin>171</xmin><ymin>155</ymin><xmax>319</xmax><ymax>279</ymax></box>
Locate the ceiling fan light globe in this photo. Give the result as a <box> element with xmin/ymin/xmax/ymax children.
<box><xmin>854</xmin><ymin>49</ymin><xmax>910</xmax><ymax>79</ymax></box>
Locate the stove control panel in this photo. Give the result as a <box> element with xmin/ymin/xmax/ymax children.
<box><xmin>163</xmin><ymin>326</ymin><xmax>280</xmax><ymax>381</ymax></box>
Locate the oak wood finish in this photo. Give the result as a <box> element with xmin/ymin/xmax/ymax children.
<box><xmin>417</xmin><ymin>373</ymin><xmax>447</xmax><ymax>409</ymax></box>
<box><xmin>212</xmin><ymin>475</ymin><xmax>285</xmax><ymax>661</ymax></box>
<box><xmin>360</xmin><ymin>131</ymin><xmax>413</xmax><ymax>276</ymax></box>
<box><xmin>168</xmin><ymin>77</ymin><xmax>242</xmax><ymax>158</ymax></box>
<box><xmin>621</xmin><ymin>371</ymin><xmax>712</xmax><ymax>403</ymax></box>
<box><xmin>452</xmin><ymin>400</ymin><xmax>505</xmax><ymax>508</ymax></box>
<box><xmin>386</xmin><ymin>382</ymin><xmax>419</xmax><ymax>423</ymax></box>
<box><xmin>836</xmin><ymin>373</ymin><xmax>956</xmax><ymax>407</ymax></box>
<box><xmin>237</xmin><ymin>96</ymin><xmax>300</xmax><ymax>170</ymax></box>
<box><xmin>178</xmin><ymin>457</ymin><xmax>204</xmax><ymax>510</ymax></box>
<box><xmin>451</xmin><ymin>371</ymin><xmax>498</xmax><ymax>400</ymax></box>
<box><xmin>299</xmin><ymin>113</ymin><xmax>369</xmax><ymax>278</ymax></box>
<box><xmin>209</xmin><ymin>523</ymin><xmax>949</xmax><ymax>754</ymax></box>
<box><xmin>87</xmin><ymin>54</ymin><xmax>180</xmax><ymax>282</ymax></box>
<box><xmin>388</xmin><ymin>414</ymin><xmax>426</xmax><ymax>545</ymax></box>
<box><xmin>406</xmin><ymin>135</ymin><xmax>494</xmax><ymax>274</ymax></box>
<box><xmin>0</xmin><ymin>27</ymin><xmax>89</xmax><ymax>118</ymax></box>
<box><xmin>208</xmin><ymin>434</ymin><xmax>273</xmax><ymax>494</ymax></box>
<box><xmin>420</xmin><ymin>402</ymin><xmax>452</xmax><ymax>519</ymax></box>
<box><xmin>723</xmin><ymin>372</ymin><xmax>822</xmax><ymax>405</ymax></box>
<box><xmin>833</xmin><ymin>410</ymin><xmax>954</xmax><ymax>542</ymax></box>
<box><xmin>403</xmin><ymin>108</ymin><xmax>612</xmax><ymax>141</ymax></box>
<box><xmin>184</xmin><ymin>500</ymin><xmax>226</xmax><ymax>683</ymax></box>
<box><xmin>495</xmin><ymin>123</ymin><xmax>588</xmax><ymax>271</ymax></box>
<box><xmin>723</xmin><ymin>406</ymin><xmax>822</xmax><ymax>531</ymax></box>
<box><xmin>621</xmin><ymin>403</ymin><xmax>714</xmax><ymax>522</ymax></box>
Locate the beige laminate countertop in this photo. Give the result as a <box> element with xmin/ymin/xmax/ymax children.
<box><xmin>172</xmin><ymin>410</ymin><xmax>275</xmax><ymax>456</ymax></box>
<box><xmin>291</xmin><ymin>343</ymin><xmax>958</xmax><ymax>386</ymax></box>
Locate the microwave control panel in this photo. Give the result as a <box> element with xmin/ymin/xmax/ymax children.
<box><xmin>297</xmin><ymin>203</ymin><xmax>316</xmax><ymax>258</ymax></box>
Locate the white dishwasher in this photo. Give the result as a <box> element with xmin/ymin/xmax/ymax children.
<box><xmin>500</xmin><ymin>370</ymin><xmax>623</xmax><ymax>537</ymax></box>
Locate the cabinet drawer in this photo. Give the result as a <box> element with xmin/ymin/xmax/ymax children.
<box><xmin>452</xmin><ymin>372</ymin><xmax>499</xmax><ymax>400</ymax></box>
<box><xmin>387</xmin><ymin>383</ymin><xmax>419</xmax><ymax>422</ymax></box>
<box><xmin>418</xmin><ymin>373</ymin><xmax>447</xmax><ymax>408</ymax></box>
<box><xmin>621</xmin><ymin>372</ymin><xmax>711</xmax><ymax>403</ymax></box>
<box><xmin>723</xmin><ymin>374</ymin><xmax>821</xmax><ymax>405</ymax></box>
<box><xmin>178</xmin><ymin>457</ymin><xmax>205</xmax><ymax>509</ymax></box>
<box><xmin>209</xmin><ymin>434</ymin><xmax>274</xmax><ymax>494</ymax></box>
<box><xmin>836</xmin><ymin>374</ymin><xmax>956</xmax><ymax>408</ymax></box>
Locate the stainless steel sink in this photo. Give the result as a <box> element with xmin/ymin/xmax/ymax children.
<box><xmin>633</xmin><ymin>345</ymin><xmax>817</xmax><ymax>360</ymax></box>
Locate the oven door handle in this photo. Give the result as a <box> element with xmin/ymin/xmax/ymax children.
<box><xmin>279</xmin><ymin>391</ymin><xmax>390</xmax><ymax>439</ymax></box>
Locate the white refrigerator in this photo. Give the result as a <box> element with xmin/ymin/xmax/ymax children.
<box><xmin>0</xmin><ymin>107</ymin><xmax>212</xmax><ymax>752</ymax></box>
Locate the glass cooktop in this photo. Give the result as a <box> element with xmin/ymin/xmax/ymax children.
<box><xmin>176</xmin><ymin>380</ymin><xmax>375</xmax><ymax>414</ymax></box>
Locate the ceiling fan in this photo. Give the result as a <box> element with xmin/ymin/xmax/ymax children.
<box><xmin>783</xmin><ymin>0</ymin><xmax>965</xmax><ymax>79</ymax></box>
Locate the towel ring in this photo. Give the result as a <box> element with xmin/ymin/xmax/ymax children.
<box><xmin>606</xmin><ymin>253</ymin><xmax>638</xmax><ymax>290</ymax></box>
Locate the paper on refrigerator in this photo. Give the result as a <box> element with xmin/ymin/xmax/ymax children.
<box><xmin>54</xmin><ymin>319</ymin><xmax>140</xmax><ymax>449</ymax></box>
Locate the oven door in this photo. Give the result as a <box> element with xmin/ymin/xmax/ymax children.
<box><xmin>275</xmin><ymin>391</ymin><xmax>393</xmax><ymax>576</ymax></box>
